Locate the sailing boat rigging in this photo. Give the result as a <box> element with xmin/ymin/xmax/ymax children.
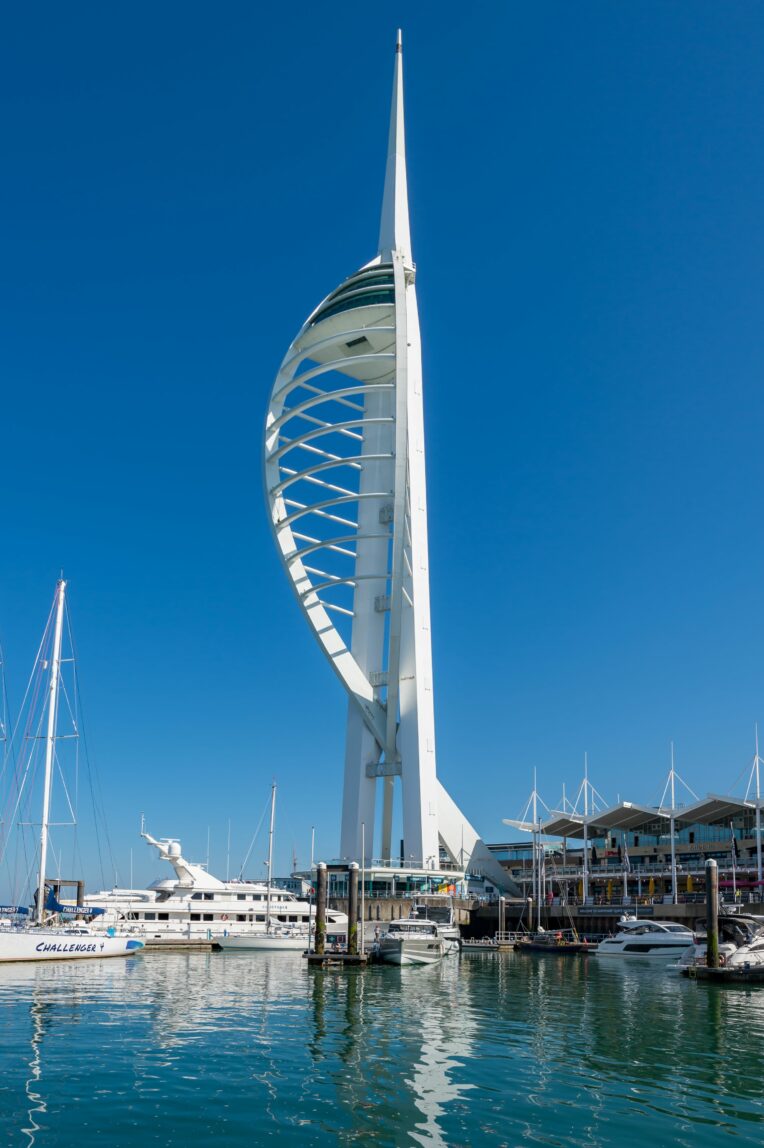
<box><xmin>0</xmin><ymin>579</ymin><xmax>144</xmax><ymax>962</ymax></box>
<box><xmin>216</xmin><ymin>782</ymin><xmax>313</xmax><ymax>952</ymax></box>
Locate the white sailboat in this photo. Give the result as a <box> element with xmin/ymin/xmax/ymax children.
<box><xmin>0</xmin><ymin>580</ymin><xmax>144</xmax><ymax>962</ymax></box>
<box><xmin>216</xmin><ymin>783</ymin><xmax>311</xmax><ymax>952</ymax></box>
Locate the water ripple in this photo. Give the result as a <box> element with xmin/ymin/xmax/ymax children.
<box><xmin>0</xmin><ymin>951</ymin><xmax>763</xmax><ymax>1144</ymax></box>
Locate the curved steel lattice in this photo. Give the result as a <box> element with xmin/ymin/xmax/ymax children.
<box><xmin>264</xmin><ymin>258</ymin><xmax>412</xmax><ymax>759</ymax></box>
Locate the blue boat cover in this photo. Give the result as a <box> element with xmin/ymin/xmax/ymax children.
<box><xmin>44</xmin><ymin>887</ymin><xmax>105</xmax><ymax>917</ymax></box>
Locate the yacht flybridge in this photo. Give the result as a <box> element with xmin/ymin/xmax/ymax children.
<box><xmin>81</xmin><ymin>826</ymin><xmax>347</xmax><ymax>941</ymax></box>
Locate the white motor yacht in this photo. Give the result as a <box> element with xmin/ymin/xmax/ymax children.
<box><xmin>724</xmin><ymin>928</ymin><xmax>764</xmax><ymax>969</ymax></box>
<box><xmin>80</xmin><ymin>829</ymin><xmax>347</xmax><ymax>942</ymax></box>
<box><xmin>595</xmin><ymin>917</ymin><xmax>695</xmax><ymax>958</ymax></box>
<box><xmin>677</xmin><ymin>914</ymin><xmax>762</xmax><ymax>970</ymax></box>
<box><xmin>377</xmin><ymin>919</ymin><xmax>445</xmax><ymax>966</ymax></box>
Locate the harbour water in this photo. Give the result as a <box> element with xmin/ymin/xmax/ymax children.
<box><xmin>0</xmin><ymin>951</ymin><xmax>762</xmax><ymax>1146</ymax></box>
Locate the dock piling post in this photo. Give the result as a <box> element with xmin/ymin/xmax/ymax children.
<box><xmin>498</xmin><ymin>895</ymin><xmax>506</xmax><ymax>939</ymax></box>
<box><xmin>705</xmin><ymin>858</ymin><xmax>719</xmax><ymax>968</ymax></box>
<box><xmin>347</xmin><ymin>863</ymin><xmax>359</xmax><ymax>955</ymax></box>
<box><xmin>315</xmin><ymin>862</ymin><xmax>327</xmax><ymax>955</ymax></box>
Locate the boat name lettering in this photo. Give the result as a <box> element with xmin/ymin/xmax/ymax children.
<box><xmin>35</xmin><ymin>942</ymin><xmax>99</xmax><ymax>953</ymax></box>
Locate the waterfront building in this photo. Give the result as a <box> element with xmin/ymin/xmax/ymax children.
<box><xmin>494</xmin><ymin>795</ymin><xmax>764</xmax><ymax>905</ymax></box>
<box><xmin>263</xmin><ymin>34</ymin><xmax>513</xmax><ymax>892</ymax></box>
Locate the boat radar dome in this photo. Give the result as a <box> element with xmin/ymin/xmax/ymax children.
<box><xmin>167</xmin><ymin>842</ymin><xmax>181</xmax><ymax>859</ymax></box>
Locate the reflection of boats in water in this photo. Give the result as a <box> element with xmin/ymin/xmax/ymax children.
<box><xmin>595</xmin><ymin>917</ymin><xmax>694</xmax><ymax>958</ymax></box>
<box><xmin>378</xmin><ymin>919</ymin><xmax>445</xmax><ymax>966</ymax></box>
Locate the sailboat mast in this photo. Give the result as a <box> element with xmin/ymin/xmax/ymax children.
<box><xmin>669</xmin><ymin>743</ymin><xmax>677</xmax><ymax>906</ymax></box>
<box><xmin>36</xmin><ymin>579</ymin><xmax>66</xmax><ymax>926</ymax></box>
<box><xmin>755</xmin><ymin>725</ymin><xmax>762</xmax><ymax>887</ymax></box>
<box><xmin>265</xmin><ymin>782</ymin><xmax>276</xmax><ymax>931</ymax></box>
<box><xmin>532</xmin><ymin>773</ymin><xmax>538</xmax><ymax>927</ymax></box>
<box><xmin>582</xmin><ymin>754</ymin><xmax>589</xmax><ymax>905</ymax></box>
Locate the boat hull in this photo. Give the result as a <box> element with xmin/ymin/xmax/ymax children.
<box><xmin>377</xmin><ymin>938</ymin><xmax>445</xmax><ymax>966</ymax></box>
<box><xmin>216</xmin><ymin>934</ymin><xmax>309</xmax><ymax>952</ymax></box>
<box><xmin>0</xmin><ymin>930</ymin><xmax>144</xmax><ymax>963</ymax></box>
<box><xmin>515</xmin><ymin>940</ymin><xmax>595</xmax><ymax>955</ymax></box>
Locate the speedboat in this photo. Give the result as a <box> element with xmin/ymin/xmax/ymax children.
<box><xmin>677</xmin><ymin>914</ymin><xmax>762</xmax><ymax>971</ymax></box>
<box><xmin>595</xmin><ymin>916</ymin><xmax>695</xmax><ymax>958</ymax></box>
<box><xmin>377</xmin><ymin>919</ymin><xmax>445</xmax><ymax>966</ymax></box>
<box><xmin>726</xmin><ymin>930</ymin><xmax>764</xmax><ymax>969</ymax></box>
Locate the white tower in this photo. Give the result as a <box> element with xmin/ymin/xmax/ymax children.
<box><xmin>264</xmin><ymin>34</ymin><xmax>515</xmax><ymax>890</ymax></box>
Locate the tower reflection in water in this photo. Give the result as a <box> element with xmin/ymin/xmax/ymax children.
<box><xmin>4</xmin><ymin>951</ymin><xmax>764</xmax><ymax>1145</ymax></box>
<box><xmin>308</xmin><ymin>959</ymin><xmax>475</xmax><ymax>1147</ymax></box>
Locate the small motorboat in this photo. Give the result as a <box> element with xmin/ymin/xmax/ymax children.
<box><xmin>377</xmin><ymin>919</ymin><xmax>445</xmax><ymax>966</ymax></box>
<box><xmin>514</xmin><ymin>929</ymin><xmax>596</xmax><ymax>955</ymax></box>
<box><xmin>460</xmin><ymin>938</ymin><xmax>499</xmax><ymax>952</ymax></box>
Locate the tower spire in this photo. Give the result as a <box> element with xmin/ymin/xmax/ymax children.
<box><xmin>378</xmin><ymin>29</ymin><xmax>412</xmax><ymax>264</ymax></box>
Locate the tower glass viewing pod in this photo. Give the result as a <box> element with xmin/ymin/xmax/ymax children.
<box><xmin>263</xmin><ymin>34</ymin><xmax>515</xmax><ymax>893</ymax></box>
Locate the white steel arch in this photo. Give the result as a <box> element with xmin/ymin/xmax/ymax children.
<box><xmin>263</xmin><ymin>33</ymin><xmax>516</xmax><ymax>891</ymax></box>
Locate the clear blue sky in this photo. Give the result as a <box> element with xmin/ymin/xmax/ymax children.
<box><xmin>2</xmin><ymin>2</ymin><xmax>763</xmax><ymax>890</ymax></box>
